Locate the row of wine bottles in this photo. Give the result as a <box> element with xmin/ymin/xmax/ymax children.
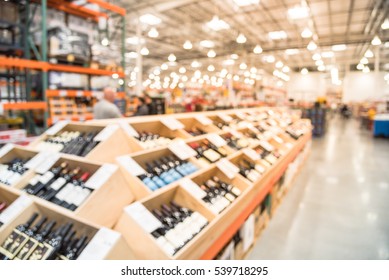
<box><xmin>37</xmin><ymin>130</ymin><xmax>100</xmax><ymax>156</ymax></box>
<box><xmin>0</xmin><ymin>158</ymin><xmax>30</xmax><ymax>186</ymax></box>
<box><xmin>135</xmin><ymin>132</ymin><xmax>172</xmax><ymax>149</ymax></box>
<box><xmin>189</xmin><ymin>140</ymin><xmax>228</xmax><ymax>164</ymax></box>
<box><xmin>0</xmin><ymin>213</ymin><xmax>89</xmax><ymax>260</ymax></box>
<box><xmin>197</xmin><ymin>176</ymin><xmax>241</xmax><ymax>214</ymax></box>
<box><xmin>150</xmin><ymin>201</ymin><xmax>208</xmax><ymax>256</ymax></box>
<box><xmin>186</xmin><ymin>127</ymin><xmax>206</xmax><ymax>136</ymax></box>
<box><xmin>23</xmin><ymin>162</ymin><xmax>93</xmax><ymax>211</ymax></box>
<box><xmin>137</xmin><ymin>155</ymin><xmax>198</xmax><ymax>191</ymax></box>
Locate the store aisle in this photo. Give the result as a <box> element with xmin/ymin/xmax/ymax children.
<box><xmin>248</xmin><ymin>116</ymin><xmax>389</xmax><ymax>260</ymax></box>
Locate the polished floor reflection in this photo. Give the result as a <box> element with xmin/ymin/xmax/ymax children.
<box><xmin>248</xmin><ymin>116</ymin><xmax>389</xmax><ymax>260</ymax></box>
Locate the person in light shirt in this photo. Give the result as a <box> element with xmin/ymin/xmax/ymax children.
<box><xmin>93</xmin><ymin>87</ymin><xmax>123</xmax><ymax>119</ymax></box>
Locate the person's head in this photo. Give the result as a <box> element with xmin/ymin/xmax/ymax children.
<box><xmin>138</xmin><ymin>97</ymin><xmax>145</xmax><ymax>105</ymax></box>
<box><xmin>103</xmin><ymin>87</ymin><xmax>117</xmax><ymax>103</ymax></box>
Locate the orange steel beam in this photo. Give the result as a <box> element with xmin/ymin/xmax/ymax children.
<box><xmin>2</xmin><ymin>102</ymin><xmax>47</xmax><ymax>111</ymax></box>
<box><xmin>0</xmin><ymin>57</ymin><xmax>48</xmax><ymax>71</ymax></box>
<box><xmin>200</xmin><ymin>133</ymin><xmax>311</xmax><ymax>260</ymax></box>
<box><xmin>86</xmin><ymin>0</ymin><xmax>126</xmax><ymax>16</ymax></box>
<box><xmin>48</xmin><ymin>64</ymin><xmax>124</xmax><ymax>77</ymax></box>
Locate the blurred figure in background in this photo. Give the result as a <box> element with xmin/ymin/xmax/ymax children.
<box><xmin>93</xmin><ymin>87</ymin><xmax>122</xmax><ymax>119</ymax></box>
<box><xmin>133</xmin><ymin>97</ymin><xmax>150</xmax><ymax>116</ymax></box>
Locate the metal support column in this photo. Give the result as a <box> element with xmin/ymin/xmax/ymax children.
<box><xmin>135</xmin><ymin>21</ymin><xmax>142</xmax><ymax>96</ymax></box>
<box><xmin>121</xmin><ymin>15</ymin><xmax>126</xmax><ymax>93</ymax></box>
<box><xmin>41</xmin><ymin>0</ymin><xmax>48</xmax><ymax>129</ymax></box>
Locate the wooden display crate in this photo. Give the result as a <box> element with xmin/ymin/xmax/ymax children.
<box><xmin>116</xmin><ymin>147</ymin><xmax>202</xmax><ymax>200</ymax></box>
<box><xmin>12</xmin><ymin>154</ymin><xmax>134</xmax><ymax>228</ymax></box>
<box><xmin>114</xmin><ymin>185</ymin><xmax>215</xmax><ymax>259</ymax></box>
<box><xmin>175</xmin><ymin>116</ymin><xmax>221</xmax><ymax>138</ymax></box>
<box><xmin>188</xmin><ymin>165</ymin><xmax>251</xmax><ymax>215</ymax></box>
<box><xmin>28</xmin><ymin>122</ymin><xmax>133</xmax><ymax>163</ymax></box>
<box><xmin>0</xmin><ymin>145</ymin><xmax>40</xmax><ymax>191</ymax></box>
<box><xmin>0</xmin><ymin>200</ymin><xmax>134</xmax><ymax>260</ymax></box>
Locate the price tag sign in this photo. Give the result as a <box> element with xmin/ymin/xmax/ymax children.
<box><xmin>24</xmin><ymin>151</ymin><xmax>51</xmax><ymax>170</ymax></box>
<box><xmin>45</xmin><ymin>120</ymin><xmax>69</xmax><ymax>136</ymax></box>
<box><xmin>259</xmin><ymin>140</ymin><xmax>275</xmax><ymax>152</ymax></box>
<box><xmin>273</xmin><ymin>135</ymin><xmax>284</xmax><ymax>144</ymax></box>
<box><xmin>119</xmin><ymin>121</ymin><xmax>139</xmax><ymax>138</ymax></box>
<box><xmin>235</xmin><ymin>111</ymin><xmax>247</xmax><ymax>120</ymax></box>
<box><xmin>206</xmin><ymin>133</ymin><xmax>227</xmax><ymax>147</ymax></box>
<box><xmin>216</xmin><ymin>158</ymin><xmax>239</xmax><ymax>179</ymax></box>
<box><xmin>0</xmin><ymin>143</ymin><xmax>14</xmax><ymax>158</ymax></box>
<box><xmin>94</xmin><ymin>124</ymin><xmax>119</xmax><ymax>142</ymax></box>
<box><xmin>195</xmin><ymin>115</ymin><xmax>213</xmax><ymax>126</ymax></box>
<box><xmin>180</xmin><ymin>178</ymin><xmax>207</xmax><ymax>199</ymax></box>
<box><xmin>125</xmin><ymin>202</ymin><xmax>163</xmax><ymax>233</ymax></box>
<box><xmin>85</xmin><ymin>164</ymin><xmax>118</xmax><ymax>190</ymax></box>
<box><xmin>0</xmin><ymin>195</ymin><xmax>33</xmax><ymax>225</ymax></box>
<box><xmin>35</xmin><ymin>153</ymin><xmax>60</xmax><ymax>174</ymax></box>
<box><xmin>116</xmin><ymin>156</ymin><xmax>146</xmax><ymax>177</ymax></box>
<box><xmin>243</xmin><ymin>148</ymin><xmax>260</xmax><ymax>161</ymax></box>
<box><xmin>217</xmin><ymin>113</ymin><xmax>233</xmax><ymax>123</ymax></box>
<box><xmin>242</xmin><ymin>214</ymin><xmax>255</xmax><ymax>252</ymax></box>
<box><xmin>160</xmin><ymin>117</ymin><xmax>184</xmax><ymax>130</ymax></box>
<box><xmin>263</xmin><ymin>131</ymin><xmax>274</xmax><ymax>140</ymax></box>
<box><xmin>168</xmin><ymin>140</ymin><xmax>197</xmax><ymax>160</ymax></box>
<box><xmin>229</xmin><ymin>129</ymin><xmax>243</xmax><ymax>139</ymax></box>
<box><xmin>78</xmin><ymin>228</ymin><xmax>120</xmax><ymax>260</ymax></box>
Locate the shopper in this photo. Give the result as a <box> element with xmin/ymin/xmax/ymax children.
<box><xmin>93</xmin><ymin>87</ymin><xmax>123</xmax><ymax>119</ymax></box>
<box><xmin>133</xmin><ymin>97</ymin><xmax>150</xmax><ymax>116</ymax></box>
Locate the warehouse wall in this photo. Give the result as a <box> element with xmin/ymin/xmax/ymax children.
<box><xmin>287</xmin><ymin>73</ymin><xmax>327</xmax><ymax>102</ymax></box>
<box><xmin>342</xmin><ymin>72</ymin><xmax>389</xmax><ymax>102</ymax></box>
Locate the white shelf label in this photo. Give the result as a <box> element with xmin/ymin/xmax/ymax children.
<box><xmin>263</xmin><ymin>131</ymin><xmax>274</xmax><ymax>140</ymax></box>
<box><xmin>0</xmin><ymin>195</ymin><xmax>33</xmax><ymax>225</ymax></box>
<box><xmin>243</xmin><ymin>148</ymin><xmax>260</xmax><ymax>161</ymax></box>
<box><xmin>168</xmin><ymin>140</ymin><xmax>197</xmax><ymax>160</ymax></box>
<box><xmin>273</xmin><ymin>135</ymin><xmax>284</xmax><ymax>144</ymax></box>
<box><xmin>0</xmin><ymin>143</ymin><xmax>14</xmax><ymax>158</ymax></box>
<box><xmin>59</xmin><ymin>90</ymin><xmax>67</xmax><ymax>97</ymax></box>
<box><xmin>0</xmin><ymin>103</ymin><xmax>4</xmax><ymax>115</ymax></box>
<box><xmin>206</xmin><ymin>133</ymin><xmax>227</xmax><ymax>148</ymax></box>
<box><xmin>229</xmin><ymin>129</ymin><xmax>243</xmax><ymax>139</ymax></box>
<box><xmin>217</xmin><ymin>113</ymin><xmax>233</xmax><ymax>123</ymax></box>
<box><xmin>24</xmin><ymin>151</ymin><xmax>51</xmax><ymax>170</ymax></box>
<box><xmin>259</xmin><ymin>140</ymin><xmax>275</xmax><ymax>152</ymax></box>
<box><xmin>119</xmin><ymin>121</ymin><xmax>139</xmax><ymax>138</ymax></box>
<box><xmin>76</xmin><ymin>90</ymin><xmax>84</xmax><ymax>97</ymax></box>
<box><xmin>125</xmin><ymin>202</ymin><xmax>163</xmax><ymax>233</ymax></box>
<box><xmin>34</xmin><ymin>153</ymin><xmax>60</xmax><ymax>174</ymax></box>
<box><xmin>85</xmin><ymin>164</ymin><xmax>117</xmax><ymax>190</ymax></box>
<box><xmin>160</xmin><ymin>117</ymin><xmax>185</xmax><ymax>130</ymax></box>
<box><xmin>241</xmin><ymin>214</ymin><xmax>255</xmax><ymax>252</ymax></box>
<box><xmin>77</xmin><ymin>228</ymin><xmax>120</xmax><ymax>260</ymax></box>
<box><xmin>181</xmin><ymin>178</ymin><xmax>207</xmax><ymax>199</ymax></box>
<box><xmin>94</xmin><ymin>124</ymin><xmax>119</xmax><ymax>142</ymax></box>
<box><xmin>195</xmin><ymin>115</ymin><xmax>213</xmax><ymax>126</ymax></box>
<box><xmin>45</xmin><ymin>120</ymin><xmax>69</xmax><ymax>136</ymax></box>
<box><xmin>216</xmin><ymin>158</ymin><xmax>239</xmax><ymax>179</ymax></box>
<box><xmin>116</xmin><ymin>156</ymin><xmax>146</xmax><ymax>177</ymax></box>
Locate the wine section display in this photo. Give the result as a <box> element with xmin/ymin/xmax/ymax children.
<box><xmin>0</xmin><ymin>107</ymin><xmax>312</xmax><ymax>260</ymax></box>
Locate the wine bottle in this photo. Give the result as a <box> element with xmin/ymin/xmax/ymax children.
<box><xmin>160</xmin><ymin>208</ymin><xmax>192</xmax><ymax>244</ymax></box>
<box><xmin>200</xmin><ymin>143</ymin><xmax>221</xmax><ymax>163</ymax></box>
<box><xmin>27</xmin><ymin>162</ymin><xmax>68</xmax><ymax>195</ymax></box>
<box><xmin>144</xmin><ymin>163</ymin><xmax>166</xmax><ymax>189</ymax></box>
<box><xmin>14</xmin><ymin>216</ymin><xmax>47</xmax><ymax>260</ymax></box>
<box><xmin>150</xmin><ymin>229</ymin><xmax>176</xmax><ymax>256</ymax></box>
<box><xmin>206</xmin><ymin>179</ymin><xmax>236</xmax><ymax>203</ymax></box>
<box><xmin>41</xmin><ymin>167</ymin><xmax>81</xmax><ymax>201</ymax></box>
<box><xmin>170</xmin><ymin>201</ymin><xmax>208</xmax><ymax>230</ymax></box>
<box><xmin>59</xmin><ymin>235</ymin><xmax>88</xmax><ymax>260</ymax></box>
<box><xmin>19</xmin><ymin>220</ymin><xmax>56</xmax><ymax>260</ymax></box>
<box><xmin>66</xmin><ymin>173</ymin><xmax>93</xmax><ymax>211</ymax></box>
<box><xmin>152</xmin><ymin>209</ymin><xmax>184</xmax><ymax>250</ymax></box>
<box><xmin>40</xmin><ymin>222</ymin><xmax>73</xmax><ymax>260</ymax></box>
<box><xmin>203</xmin><ymin>140</ymin><xmax>228</xmax><ymax>157</ymax></box>
<box><xmin>0</xmin><ymin>201</ymin><xmax>7</xmax><ymax>213</ymax></box>
<box><xmin>36</xmin><ymin>168</ymin><xmax>69</xmax><ymax>198</ymax></box>
<box><xmin>0</xmin><ymin>212</ymin><xmax>39</xmax><ymax>260</ymax></box>
<box><xmin>212</xmin><ymin>176</ymin><xmax>241</xmax><ymax>197</ymax></box>
<box><xmin>162</xmin><ymin>204</ymin><xmax>199</xmax><ymax>237</ymax></box>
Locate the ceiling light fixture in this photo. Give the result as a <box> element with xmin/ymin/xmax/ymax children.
<box><xmin>282</xmin><ymin>66</ymin><xmax>290</xmax><ymax>72</ymax></box>
<box><xmin>161</xmin><ymin>63</ymin><xmax>168</xmax><ymax>70</ymax></box>
<box><xmin>301</xmin><ymin>68</ymin><xmax>308</xmax><ymax>75</ymax></box>
<box><xmin>240</xmin><ymin>62</ymin><xmax>248</xmax><ymax>70</ymax></box>
<box><xmin>126</xmin><ymin>36</ymin><xmax>145</xmax><ymax>45</ymax></box>
<box><xmin>253</xmin><ymin>45</ymin><xmax>263</xmax><ymax>54</ymax></box>
<box><xmin>364</xmin><ymin>49</ymin><xmax>374</xmax><ymax>58</ymax></box>
<box><xmin>179</xmin><ymin>67</ymin><xmax>186</xmax><ymax>74</ymax></box>
<box><xmin>288</xmin><ymin>5</ymin><xmax>310</xmax><ymax>20</ymax></box>
<box><xmin>191</xmin><ymin>60</ymin><xmax>201</xmax><ymax>68</ymax></box>
<box><xmin>285</xmin><ymin>49</ymin><xmax>299</xmax><ymax>55</ymax></box>
<box><xmin>264</xmin><ymin>55</ymin><xmax>275</xmax><ymax>63</ymax></box>
<box><xmin>381</xmin><ymin>19</ymin><xmax>389</xmax><ymax>30</ymax></box>
<box><xmin>207</xmin><ymin>15</ymin><xmax>230</xmax><ymax>31</ymax></box>
<box><xmin>371</xmin><ymin>35</ymin><xmax>381</xmax><ymax>46</ymax></box>
<box><xmin>140</xmin><ymin>47</ymin><xmax>149</xmax><ymax>55</ymax></box>
<box><xmin>250</xmin><ymin>67</ymin><xmax>257</xmax><ymax>73</ymax></box>
<box><xmin>148</xmin><ymin>27</ymin><xmax>159</xmax><ymax>38</ymax></box>
<box><xmin>236</xmin><ymin>33</ymin><xmax>247</xmax><ymax>44</ymax></box>
<box><xmin>231</xmin><ymin>54</ymin><xmax>239</xmax><ymax>60</ymax></box>
<box><xmin>223</xmin><ymin>59</ymin><xmax>235</xmax><ymax>65</ymax></box>
<box><xmin>233</xmin><ymin>75</ymin><xmax>239</xmax><ymax>81</ymax></box>
<box><xmin>125</xmin><ymin>52</ymin><xmax>138</xmax><ymax>59</ymax></box>
<box><xmin>200</xmin><ymin>40</ymin><xmax>215</xmax><ymax>48</ymax></box>
<box><xmin>315</xmin><ymin>60</ymin><xmax>324</xmax><ymax>66</ymax></box>
<box><xmin>139</xmin><ymin>14</ymin><xmax>162</xmax><ymax>25</ymax></box>
<box><xmin>207</xmin><ymin>49</ymin><xmax>216</xmax><ymax>58</ymax></box>
<box><xmin>268</xmin><ymin>30</ymin><xmax>287</xmax><ymax>40</ymax></box>
<box><xmin>208</xmin><ymin>65</ymin><xmax>215</xmax><ymax>72</ymax></box>
<box><xmin>183</xmin><ymin>40</ymin><xmax>193</xmax><ymax>50</ymax></box>
<box><xmin>232</xmin><ymin>0</ymin><xmax>260</xmax><ymax>7</ymax></box>
<box><xmin>301</xmin><ymin>27</ymin><xmax>312</xmax><ymax>38</ymax></box>
<box><xmin>363</xmin><ymin>66</ymin><xmax>370</xmax><ymax>73</ymax></box>
<box><xmin>307</xmin><ymin>40</ymin><xmax>317</xmax><ymax>51</ymax></box>
<box><xmin>356</xmin><ymin>63</ymin><xmax>364</xmax><ymax>70</ymax></box>
<box><xmin>101</xmin><ymin>37</ymin><xmax>109</xmax><ymax>46</ymax></box>
<box><xmin>312</xmin><ymin>53</ymin><xmax>321</xmax><ymax>60</ymax></box>
<box><xmin>321</xmin><ymin>51</ymin><xmax>334</xmax><ymax>58</ymax></box>
<box><xmin>317</xmin><ymin>65</ymin><xmax>325</xmax><ymax>71</ymax></box>
<box><xmin>275</xmin><ymin>61</ymin><xmax>283</xmax><ymax>68</ymax></box>
<box><xmin>360</xmin><ymin>57</ymin><xmax>368</xmax><ymax>64</ymax></box>
<box><xmin>332</xmin><ymin>44</ymin><xmax>347</xmax><ymax>51</ymax></box>
<box><xmin>168</xmin><ymin>54</ymin><xmax>176</xmax><ymax>62</ymax></box>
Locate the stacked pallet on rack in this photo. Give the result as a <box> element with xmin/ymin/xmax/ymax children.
<box><xmin>0</xmin><ymin>107</ymin><xmax>312</xmax><ymax>260</ymax></box>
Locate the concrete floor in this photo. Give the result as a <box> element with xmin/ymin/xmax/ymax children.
<box><xmin>248</xmin><ymin>116</ymin><xmax>389</xmax><ymax>260</ymax></box>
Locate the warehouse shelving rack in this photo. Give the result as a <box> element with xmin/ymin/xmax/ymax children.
<box><xmin>0</xmin><ymin>0</ymin><xmax>126</xmax><ymax>131</ymax></box>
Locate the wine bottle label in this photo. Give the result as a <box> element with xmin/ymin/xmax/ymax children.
<box><xmin>27</xmin><ymin>243</ymin><xmax>45</xmax><ymax>260</ymax></box>
<box><xmin>71</xmin><ymin>188</ymin><xmax>91</xmax><ymax>207</ymax></box>
<box><xmin>164</xmin><ymin>230</ymin><xmax>183</xmax><ymax>249</ymax></box>
<box><xmin>219</xmin><ymin>196</ymin><xmax>231</xmax><ymax>209</ymax></box>
<box><xmin>155</xmin><ymin>236</ymin><xmax>175</xmax><ymax>256</ymax></box>
<box><xmin>61</xmin><ymin>185</ymin><xmax>76</xmax><ymax>205</ymax></box>
<box><xmin>230</xmin><ymin>186</ymin><xmax>241</xmax><ymax>197</ymax></box>
<box><xmin>15</xmin><ymin>237</ymin><xmax>38</xmax><ymax>260</ymax></box>
<box><xmin>182</xmin><ymin>217</ymin><xmax>200</xmax><ymax>235</ymax></box>
<box><xmin>174</xmin><ymin>222</ymin><xmax>193</xmax><ymax>242</ymax></box>
<box><xmin>49</xmin><ymin>177</ymin><xmax>67</xmax><ymax>191</ymax></box>
<box><xmin>7</xmin><ymin>172</ymin><xmax>22</xmax><ymax>185</ymax></box>
<box><xmin>247</xmin><ymin>171</ymin><xmax>260</xmax><ymax>182</ymax></box>
<box><xmin>40</xmin><ymin>242</ymin><xmax>55</xmax><ymax>260</ymax></box>
<box><xmin>255</xmin><ymin>164</ymin><xmax>265</xmax><ymax>174</ymax></box>
<box><xmin>214</xmin><ymin>197</ymin><xmax>226</xmax><ymax>213</ymax></box>
<box><xmin>55</xmin><ymin>183</ymin><xmax>74</xmax><ymax>201</ymax></box>
<box><xmin>225</xmin><ymin>192</ymin><xmax>236</xmax><ymax>202</ymax></box>
<box><xmin>3</xmin><ymin>230</ymin><xmax>29</xmax><ymax>257</ymax></box>
<box><xmin>0</xmin><ymin>230</ymin><xmax>22</xmax><ymax>258</ymax></box>
<box><xmin>38</xmin><ymin>171</ymin><xmax>55</xmax><ymax>185</ymax></box>
<box><xmin>192</xmin><ymin>212</ymin><xmax>209</xmax><ymax>228</ymax></box>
